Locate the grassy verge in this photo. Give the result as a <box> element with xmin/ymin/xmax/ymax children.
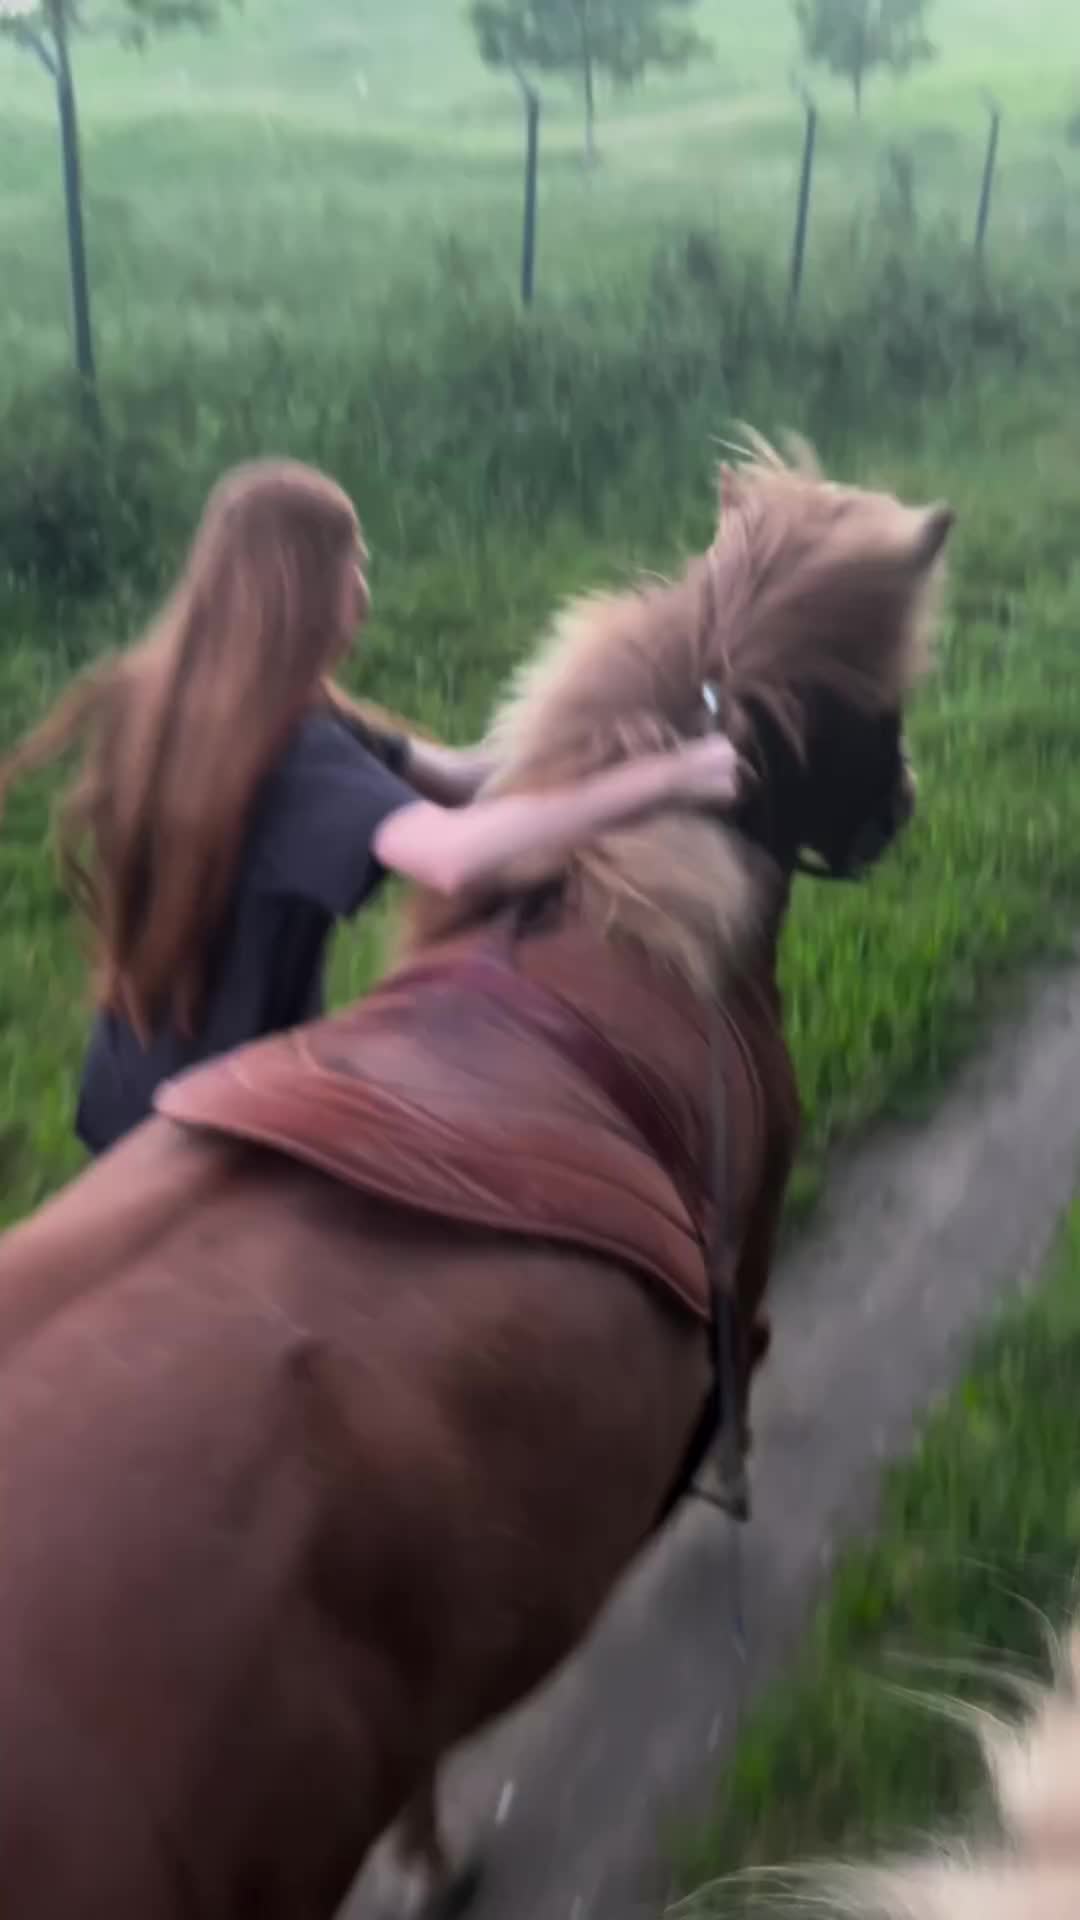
<box><xmin>676</xmin><ymin>1198</ymin><xmax>1080</xmax><ymax>1907</ymax></box>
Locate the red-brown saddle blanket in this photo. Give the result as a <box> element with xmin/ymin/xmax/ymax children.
<box><xmin>158</xmin><ymin>929</ymin><xmax>760</xmax><ymax>1323</ymax></box>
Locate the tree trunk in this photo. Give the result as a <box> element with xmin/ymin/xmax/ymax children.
<box><xmin>50</xmin><ymin>2</ymin><xmax>98</xmax><ymax>408</ymax></box>
<box><xmin>853</xmin><ymin>63</ymin><xmax>863</xmax><ymax>114</ymax></box>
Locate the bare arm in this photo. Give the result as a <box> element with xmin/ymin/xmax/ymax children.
<box><xmin>373</xmin><ymin>735</ymin><xmax>740</xmax><ymax>896</ymax></box>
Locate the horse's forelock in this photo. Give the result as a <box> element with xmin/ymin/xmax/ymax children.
<box><xmin>709</xmin><ymin>455</ymin><xmax>948</xmax><ymax>721</ymax></box>
<box><xmin>493</xmin><ymin>444</ymin><xmax>946</xmax><ymax>787</ymax></box>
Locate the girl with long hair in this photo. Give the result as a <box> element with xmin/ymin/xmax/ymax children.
<box><xmin>0</xmin><ymin>458</ymin><xmax>739</xmax><ymax>1156</ymax></box>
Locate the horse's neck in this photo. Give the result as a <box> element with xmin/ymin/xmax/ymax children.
<box><xmin>724</xmin><ymin>870</ymin><xmax>789</xmax><ymax>1031</ymax></box>
<box><xmin>394</xmin><ymin>883</ymin><xmax>506</xmax><ymax>963</ymax></box>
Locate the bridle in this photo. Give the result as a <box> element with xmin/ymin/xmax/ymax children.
<box><xmin>701</xmin><ymin>677</ymin><xmax>914</xmax><ymax>887</ymax></box>
<box><xmin>698</xmin><ymin>524</ymin><xmax>914</xmax><ymax>890</ymax></box>
<box><xmin>694</xmin><ymin>680</ymin><xmax>755</xmax><ymax>1527</ymax></box>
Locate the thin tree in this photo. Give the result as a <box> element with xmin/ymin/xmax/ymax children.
<box><xmin>471</xmin><ymin>0</ymin><xmax>710</xmax><ymax>165</ymax></box>
<box><xmin>1</xmin><ymin>0</ymin><xmax>236</xmax><ymax>409</ymax></box>
<box><xmin>792</xmin><ymin>0</ymin><xmax>934</xmax><ymax>116</ymax></box>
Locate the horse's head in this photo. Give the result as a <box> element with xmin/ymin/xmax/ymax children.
<box><xmin>405</xmin><ymin>434</ymin><xmax>954</xmax><ymax>987</ymax></box>
<box><xmin>701</xmin><ymin>444</ymin><xmax>954</xmax><ymax>905</ymax></box>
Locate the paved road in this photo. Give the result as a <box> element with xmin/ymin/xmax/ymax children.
<box><xmin>345</xmin><ymin>964</ymin><xmax>1080</xmax><ymax>1920</ymax></box>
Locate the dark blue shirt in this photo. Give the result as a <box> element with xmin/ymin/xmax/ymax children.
<box><xmin>75</xmin><ymin>709</ymin><xmax>416</xmax><ymax>1155</ymax></box>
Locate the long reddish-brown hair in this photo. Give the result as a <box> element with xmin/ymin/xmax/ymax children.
<box><xmin>0</xmin><ymin>458</ymin><xmax>387</xmax><ymax>1036</ymax></box>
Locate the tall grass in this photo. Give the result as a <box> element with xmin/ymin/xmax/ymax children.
<box><xmin>6</xmin><ymin>235</ymin><xmax>1080</xmax><ymax>1227</ymax></box>
<box><xmin>4</xmin><ymin>226</ymin><xmax>1078</xmax><ymax>606</ymax></box>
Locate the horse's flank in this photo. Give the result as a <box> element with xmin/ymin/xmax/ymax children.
<box><xmin>406</xmin><ymin>443</ymin><xmax>951</xmax><ymax>993</ymax></box>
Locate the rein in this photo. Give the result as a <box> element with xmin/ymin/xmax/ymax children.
<box><xmin>696</xmin><ymin>686</ymin><xmax>751</xmax><ymax>1522</ymax></box>
<box><xmin>692</xmin><ymin>680</ymin><xmax>752</xmax><ymax>1681</ymax></box>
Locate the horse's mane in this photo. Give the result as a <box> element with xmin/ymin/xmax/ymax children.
<box><xmin>699</xmin><ymin>1622</ymin><xmax>1080</xmax><ymax>1919</ymax></box>
<box><xmin>406</xmin><ymin>433</ymin><xmax>951</xmax><ymax>990</ymax></box>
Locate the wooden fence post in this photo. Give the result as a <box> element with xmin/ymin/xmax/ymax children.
<box><xmin>511</xmin><ymin>66</ymin><xmax>541</xmax><ymax>308</ymax></box>
<box><xmin>789</xmin><ymin>91</ymin><xmax>818</xmax><ymax>319</ymax></box>
<box><xmin>975</xmin><ymin>94</ymin><xmax>1002</xmax><ymax>269</ymax></box>
<box><xmin>521</xmin><ymin>80</ymin><xmax>540</xmax><ymax>307</ymax></box>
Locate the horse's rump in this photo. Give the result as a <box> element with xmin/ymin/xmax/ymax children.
<box><xmin>158</xmin><ymin>928</ymin><xmax>771</xmax><ymax>1325</ymax></box>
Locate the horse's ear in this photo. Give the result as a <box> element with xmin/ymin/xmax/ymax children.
<box><xmin>913</xmin><ymin>501</ymin><xmax>955</xmax><ymax>568</ymax></box>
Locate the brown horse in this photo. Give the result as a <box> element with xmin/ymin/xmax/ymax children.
<box><xmin>0</xmin><ymin>440</ymin><xmax>952</xmax><ymax>1919</ymax></box>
